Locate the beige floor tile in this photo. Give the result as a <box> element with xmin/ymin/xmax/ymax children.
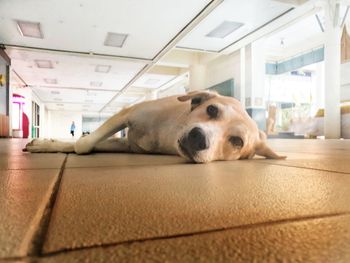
<box><xmin>0</xmin><ymin>154</ymin><xmax>66</xmax><ymax>170</ymax></box>
<box><xmin>267</xmin><ymin>139</ymin><xmax>350</xmax><ymax>156</ymax></box>
<box><xmin>259</xmin><ymin>152</ymin><xmax>350</xmax><ymax>173</ymax></box>
<box><xmin>39</xmin><ymin>214</ymin><xmax>350</xmax><ymax>263</ymax></box>
<box><xmin>0</xmin><ymin>169</ymin><xmax>60</xmax><ymax>258</ymax></box>
<box><xmin>66</xmin><ymin>153</ymin><xmax>186</xmax><ymax>168</ymax></box>
<box><xmin>0</xmin><ymin>139</ymin><xmax>30</xmax><ymax>156</ymax></box>
<box><xmin>43</xmin><ymin>162</ymin><xmax>350</xmax><ymax>253</ymax></box>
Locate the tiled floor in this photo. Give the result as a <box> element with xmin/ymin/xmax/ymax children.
<box><xmin>1</xmin><ymin>138</ymin><xmax>350</xmax><ymax>262</ymax></box>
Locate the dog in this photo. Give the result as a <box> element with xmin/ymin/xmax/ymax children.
<box><xmin>24</xmin><ymin>91</ymin><xmax>285</xmax><ymax>163</ymax></box>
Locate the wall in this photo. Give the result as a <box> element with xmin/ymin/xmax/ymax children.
<box><xmin>11</xmin><ymin>86</ymin><xmax>47</xmax><ymax>138</ymax></box>
<box><xmin>204</xmin><ymin>50</ymin><xmax>241</xmax><ymax>100</ymax></box>
<box><xmin>341</xmin><ymin>61</ymin><xmax>350</xmax><ymax>101</ymax></box>
<box><xmin>0</xmin><ymin>61</ymin><xmax>7</xmax><ymax>115</ymax></box>
<box><xmin>47</xmin><ymin>111</ymin><xmax>82</xmax><ymax>139</ymax></box>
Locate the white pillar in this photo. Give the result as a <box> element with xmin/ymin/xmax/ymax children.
<box><xmin>251</xmin><ymin>38</ymin><xmax>266</xmax><ymax>108</ymax></box>
<box><xmin>311</xmin><ymin>62</ymin><xmax>325</xmax><ymax>116</ymax></box>
<box><xmin>188</xmin><ymin>63</ymin><xmax>206</xmax><ymax>91</ymax></box>
<box><xmin>240</xmin><ymin>46</ymin><xmax>246</xmax><ymax>108</ymax></box>
<box><xmin>188</xmin><ymin>54</ymin><xmax>206</xmax><ymax>91</ymax></box>
<box><xmin>324</xmin><ymin>1</ymin><xmax>341</xmax><ymax>138</ymax></box>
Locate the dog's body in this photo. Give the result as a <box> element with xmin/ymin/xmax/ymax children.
<box><xmin>25</xmin><ymin>91</ymin><xmax>285</xmax><ymax>163</ymax></box>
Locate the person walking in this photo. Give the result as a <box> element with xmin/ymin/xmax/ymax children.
<box><xmin>70</xmin><ymin>121</ymin><xmax>76</xmax><ymax>137</ymax></box>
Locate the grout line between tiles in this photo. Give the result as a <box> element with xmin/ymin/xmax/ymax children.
<box><xmin>18</xmin><ymin>154</ymin><xmax>68</xmax><ymax>257</ymax></box>
<box><xmin>257</xmin><ymin>161</ymin><xmax>350</xmax><ymax>175</ymax></box>
<box><xmin>36</xmin><ymin>211</ymin><xmax>350</xmax><ymax>258</ymax></box>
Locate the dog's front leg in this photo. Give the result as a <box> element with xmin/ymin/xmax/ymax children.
<box><xmin>92</xmin><ymin>137</ymin><xmax>130</xmax><ymax>153</ymax></box>
<box><xmin>74</xmin><ymin>108</ymin><xmax>131</xmax><ymax>154</ymax></box>
<box><xmin>24</xmin><ymin>139</ymin><xmax>75</xmax><ymax>153</ymax></box>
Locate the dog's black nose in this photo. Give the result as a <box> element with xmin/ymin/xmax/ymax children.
<box><xmin>188</xmin><ymin>127</ymin><xmax>209</xmax><ymax>151</ymax></box>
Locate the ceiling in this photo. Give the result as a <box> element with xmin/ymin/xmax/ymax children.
<box><xmin>177</xmin><ymin>0</ymin><xmax>293</xmax><ymax>52</ymax></box>
<box><xmin>0</xmin><ymin>0</ymin><xmax>212</xmax><ymax>59</ymax></box>
<box><xmin>0</xmin><ymin>0</ymin><xmax>319</xmax><ymax>115</ymax></box>
<box><xmin>264</xmin><ymin>12</ymin><xmax>324</xmax><ymax>61</ymax></box>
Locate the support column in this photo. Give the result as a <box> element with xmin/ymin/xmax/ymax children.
<box><xmin>240</xmin><ymin>46</ymin><xmax>246</xmax><ymax>108</ymax></box>
<box><xmin>245</xmin><ymin>39</ymin><xmax>267</xmax><ymax>131</ymax></box>
<box><xmin>324</xmin><ymin>0</ymin><xmax>341</xmax><ymax>138</ymax></box>
<box><xmin>188</xmin><ymin>54</ymin><xmax>206</xmax><ymax>91</ymax></box>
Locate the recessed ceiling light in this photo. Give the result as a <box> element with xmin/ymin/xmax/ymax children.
<box><xmin>95</xmin><ymin>65</ymin><xmax>111</xmax><ymax>73</ymax></box>
<box><xmin>84</xmin><ymin>99</ymin><xmax>94</xmax><ymax>103</ymax></box>
<box><xmin>35</xmin><ymin>60</ymin><xmax>53</xmax><ymax>69</ymax></box>
<box><xmin>104</xmin><ymin>32</ymin><xmax>128</xmax><ymax>48</ymax></box>
<box><xmin>145</xmin><ymin>79</ymin><xmax>160</xmax><ymax>85</ymax></box>
<box><xmin>50</xmin><ymin>90</ymin><xmax>60</xmax><ymax>95</ymax></box>
<box><xmin>16</xmin><ymin>20</ymin><xmax>43</xmax><ymax>39</ymax></box>
<box><xmin>86</xmin><ymin>91</ymin><xmax>97</xmax><ymax>96</ymax></box>
<box><xmin>90</xmin><ymin>81</ymin><xmax>102</xmax><ymax>87</ymax></box>
<box><xmin>56</xmin><ymin>103</ymin><xmax>64</xmax><ymax>107</ymax></box>
<box><xmin>53</xmin><ymin>98</ymin><xmax>62</xmax><ymax>101</ymax></box>
<box><xmin>206</xmin><ymin>21</ymin><xmax>244</xmax><ymax>39</ymax></box>
<box><xmin>44</xmin><ymin>78</ymin><xmax>57</xmax><ymax>84</ymax></box>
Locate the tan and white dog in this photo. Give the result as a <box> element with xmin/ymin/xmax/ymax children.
<box><xmin>24</xmin><ymin>91</ymin><xmax>285</xmax><ymax>163</ymax></box>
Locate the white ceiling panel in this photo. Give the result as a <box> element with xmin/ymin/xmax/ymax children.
<box><xmin>7</xmin><ymin>48</ymin><xmax>146</xmax><ymax>90</ymax></box>
<box><xmin>264</xmin><ymin>13</ymin><xmax>324</xmax><ymax>61</ymax></box>
<box><xmin>177</xmin><ymin>0</ymin><xmax>292</xmax><ymax>52</ymax></box>
<box><xmin>32</xmin><ymin>86</ymin><xmax>117</xmax><ymax>104</ymax></box>
<box><xmin>0</xmin><ymin>0</ymin><xmax>211</xmax><ymax>59</ymax></box>
<box><xmin>45</xmin><ymin>102</ymin><xmax>104</xmax><ymax>112</ymax></box>
<box><xmin>132</xmin><ymin>73</ymin><xmax>176</xmax><ymax>89</ymax></box>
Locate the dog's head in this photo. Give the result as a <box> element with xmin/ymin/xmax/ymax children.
<box><xmin>176</xmin><ymin>91</ymin><xmax>285</xmax><ymax>163</ymax></box>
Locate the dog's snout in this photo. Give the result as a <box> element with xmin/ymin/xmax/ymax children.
<box><xmin>188</xmin><ymin>127</ymin><xmax>208</xmax><ymax>151</ymax></box>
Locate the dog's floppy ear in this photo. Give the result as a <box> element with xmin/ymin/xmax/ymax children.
<box><xmin>177</xmin><ymin>91</ymin><xmax>218</xmax><ymax>111</ymax></box>
<box><xmin>255</xmin><ymin>131</ymin><xmax>286</xmax><ymax>159</ymax></box>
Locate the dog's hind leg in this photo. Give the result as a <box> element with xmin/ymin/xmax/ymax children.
<box><xmin>74</xmin><ymin>107</ymin><xmax>132</xmax><ymax>154</ymax></box>
<box><xmin>92</xmin><ymin>137</ymin><xmax>130</xmax><ymax>153</ymax></box>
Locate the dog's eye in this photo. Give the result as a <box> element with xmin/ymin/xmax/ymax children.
<box><xmin>229</xmin><ymin>136</ymin><xmax>244</xmax><ymax>148</ymax></box>
<box><xmin>207</xmin><ymin>105</ymin><xmax>218</xmax><ymax>118</ymax></box>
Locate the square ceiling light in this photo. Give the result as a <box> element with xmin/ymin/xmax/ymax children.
<box><xmin>44</xmin><ymin>78</ymin><xmax>57</xmax><ymax>84</ymax></box>
<box><xmin>50</xmin><ymin>90</ymin><xmax>60</xmax><ymax>95</ymax></box>
<box><xmin>206</xmin><ymin>21</ymin><xmax>244</xmax><ymax>39</ymax></box>
<box><xmin>90</xmin><ymin>81</ymin><xmax>103</xmax><ymax>87</ymax></box>
<box><xmin>35</xmin><ymin>60</ymin><xmax>53</xmax><ymax>69</ymax></box>
<box><xmin>16</xmin><ymin>20</ymin><xmax>43</xmax><ymax>39</ymax></box>
<box><xmin>95</xmin><ymin>65</ymin><xmax>111</xmax><ymax>73</ymax></box>
<box><xmin>104</xmin><ymin>32</ymin><xmax>128</xmax><ymax>48</ymax></box>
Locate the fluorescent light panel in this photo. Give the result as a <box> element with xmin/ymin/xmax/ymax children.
<box><xmin>95</xmin><ymin>65</ymin><xmax>111</xmax><ymax>73</ymax></box>
<box><xmin>50</xmin><ymin>91</ymin><xmax>60</xmax><ymax>95</ymax></box>
<box><xmin>104</xmin><ymin>32</ymin><xmax>128</xmax><ymax>48</ymax></box>
<box><xmin>44</xmin><ymin>78</ymin><xmax>57</xmax><ymax>84</ymax></box>
<box><xmin>16</xmin><ymin>20</ymin><xmax>43</xmax><ymax>39</ymax></box>
<box><xmin>35</xmin><ymin>60</ymin><xmax>53</xmax><ymax>69</ymax></box>
<box><xmin>90</xmin><ymin>81</ymin><xmax>103</xmax><ymax>87</ymax></box>
<box><xmin>206</xmin><ymin>21</ymin><xmax>244</xmax><ymax>39</ymax></box>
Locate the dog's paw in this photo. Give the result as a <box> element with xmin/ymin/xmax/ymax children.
<box><xmin>23</xmin><ymin>139</ymin><xmax>56</xmax><ymax>153</ymax></box>
<box><xmin>74</xmin><ymin>137</ymin><xmax>94</xmax><ymax>154</ymax></box>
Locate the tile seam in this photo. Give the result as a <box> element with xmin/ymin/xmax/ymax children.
<box><xmin>257</xmin><ymin>161</ymin><xmax>350</xmax><ymax>175</ymax></box>
<box><xmin>18</xmin><ymin>154</ymin><xmax>68</xmax><ymax>257</ymax></box>
<box><xmin>39</xmin><ymin>211</ymin><xmax>350</xmax><ymax>258</ymax></box>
